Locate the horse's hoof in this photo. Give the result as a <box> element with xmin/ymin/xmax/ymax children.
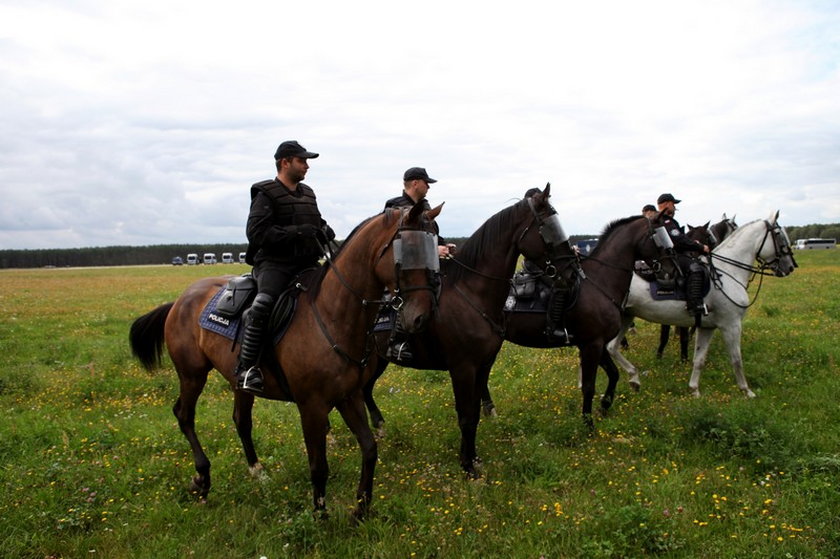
<box><xmin>743</xmin><ymin>389</ymin><xmax>757</xmax><ymax>398</ymax></box>
<box><xmin>375</xmin><ymin>426</ymin><xmax>386</xmax><ymax>440</ymax></box>
<box><xmin>248</xmin><ymin>462</ymin><xmax>269</xmax><ymax>481</ymax></box>
<box><xmin>482</xmin><ymin>406</ymin><xmax>498</xmax><ymax>418</ymax></box>
<box><xmin>189</xmin><ymin>476</ymin><xmax>210</xmax><ymax>501</ymax></box>
<box><xmin>629</xmin><ymin>381</ymin><xmax>641</xmax><ymax>392</ymax></box>
<box><xmin>690</xmin><ymin>388</ymin><xmax>701</xmax><ymax>398</ymax></box>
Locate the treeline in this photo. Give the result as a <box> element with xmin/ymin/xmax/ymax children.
<box><xmin>784</xmin><ymin>223</ymin><xmax>840</xmax><ymax>242</ymax></box>
<box><xmin>2</xmin><ymin>223</ymin><xmax>837</xmax><ymax>269</ymax></box>
<box><xmin>0</xmin><ymin>244</ymin><xmax>247</xmax><ymax>269</ymax></box>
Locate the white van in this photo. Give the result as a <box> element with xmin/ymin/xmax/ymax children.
<box><xmin>203</xmin><ymin>253</ymin><xmax>217</xmax><ymax>265</ymax></box>
<box><xmin>239</xmin><ymin>251</ymin><xmax>247</xmax><ymax>264</ymax></box>
<box><xmin>221</xmin><ymin>252</ymin><xmax>234</xmax><ymax>264</ymax></box>
<box><xmin>186</xmin><ymin>253</ymin><xmax>199</xmax><ymax>265</ymax></box>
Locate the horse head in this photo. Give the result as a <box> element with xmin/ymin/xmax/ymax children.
<box><xmin>759</xmin><ymin>210</ymin><xmax>797</xmax><ymax>277</ymax></box>
<box><xmin>378</xmin><ymin>201</ymin><xmax>443</xmax><ymax>333</ymax></box>
<box><xmin>687</xmin><ymin>221</ymin><xmax>714</xmax><ymax>248</ymax></box>
<box><xmin>517</xmin><ymin>183</ymin><xmax>578</xmax><ymax>275</ymax></box>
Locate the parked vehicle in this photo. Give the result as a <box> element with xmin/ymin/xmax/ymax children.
<box><xmin>186</xmin><ymin>253</ymin><xmax>199</xmax><ymax>265</ymax></box>
<box><xmin>239</xmin><ymin>252</ymin><xmax>247</xmax><ymax>264</ymax></box>
<box><xmin>221</xmin><ymin>252</ymin><xmax>234</xmax><ymax>264</ymax></box>
<box><xmin>794</xmin><ymin>238</ymin><xmax>836</xmax><ymax>250</ymax></box>
<box><xmin>171</xmin><ymin>256</ymin><xmax>184</xmax><ymax>266</ymax></box>
<box><xmin>203</xmin><ymin>253</ymin><xmax>217</xmax><ymax>265</ymax></box>
<box><xmin>576</xmin><ymin>238</ymin><xmax>599</xmax><ymax>255</ymax></box>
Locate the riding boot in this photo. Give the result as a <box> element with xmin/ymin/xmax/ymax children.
<box><xmin>685</xmin><ymin>271</ymin><xmax>706</xmax><ymax>324</ymax></box>
<box><xmin>547</xmin><ymin>288</ymin><xmax>569</xmax><ymax>343</ymax></box>
<box><xmin>235</xmin><ymin>293</ymin><xmax>275</xmax><ymax>394</ymax></box>
<box><xmin>386</xmin><ymin>314</ymin><xmax>413</xmax><ymax>364</ymax></box>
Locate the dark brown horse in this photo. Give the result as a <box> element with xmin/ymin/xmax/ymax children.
<box><xmin>656</xmin><ymin>215</ymin><xmax>738</xmax><ymax>360</ymax></box>
<box><xmin>362</xmin><ymin>185</ymin><xmax>567</xmax><ymax>477</ymax></box>
<box><xmin>129</xmin><ymin>202</ymin><xmax>441</xmax><ymax>519</ymax></box>
<box><xmin>502</xmin><ymin>213</ymin><xmax>673</xmax><ymax>424</ymax></box>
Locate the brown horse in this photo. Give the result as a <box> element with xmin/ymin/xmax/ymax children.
<box><xmin>362</xmin><ymin>185</ymin><xmax>573</xmax><ymax>477</ymax></box>
<box><xmin>503</xmin><ymin>213</ymin><xmax>674</xmax><ymax>424</ymax></box>
<box><xmin>129</xmin><ymin>202</ymin><xmax>441</xmax><ymax>519</ymax></box>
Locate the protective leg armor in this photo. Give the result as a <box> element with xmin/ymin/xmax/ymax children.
<box><xmin>236</xmin><ymin>292</ymin><xmax>275</xmax><ymax>394</ymax></box>
<box><xmin>387</xmin><ymin>312</ymin><xmax>413</xmax><ymax>364</ymax></box>
<box><xmin>547</xmin><ymin>288</ymin><xmax>569</xmax><ymax>343</ymax></box>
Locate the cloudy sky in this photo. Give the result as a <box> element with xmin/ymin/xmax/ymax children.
<box><xmin>1</xmin><ymin>0</ymin><xmax>838</xmax><ymax>249</ymax></box>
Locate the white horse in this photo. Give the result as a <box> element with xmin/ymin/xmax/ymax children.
<box><xmin>607</xmin><ymin>210</ymin><xmax>797</xmax><ymax>397</ymax></box>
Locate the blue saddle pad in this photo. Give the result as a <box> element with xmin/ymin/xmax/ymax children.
<box><xmin>199</xmin><ymin>288</ymin><xmax>242</xmax><ymax>340</ymax></box>
<box><xmin>374</xmin><ymin>307</ymin><xmax>396</xmax><ymax>332</ymax></box>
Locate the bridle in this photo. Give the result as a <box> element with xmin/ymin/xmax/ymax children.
<box><xmin>707</xmin><ymin>219</ymin><xmax>797</xmax><ymax>309</ymax></box>
<box><xmin>310</xmin><ymin>210</ymin><xmax>440</xmax><ymax>367</ymax></box>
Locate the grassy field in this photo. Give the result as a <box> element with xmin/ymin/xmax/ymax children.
<box><xmin>1</xmin><ymin>251</ymin><xmax>838</xmax><ymax>559</ymax></box>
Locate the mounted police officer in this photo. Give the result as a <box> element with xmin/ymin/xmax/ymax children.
<box><xmin>236</xmin><ymin>140</ymin><xmax>335</xmax><ymax>394</ymax></box>
<box><xmin>383</xmin><ymin>167</ymin><xmax>453</xmax><ymax>363</ymax></box>
<box><xmin>657</xmin><ymin>192</ymin><xmax>710</xmax><ymax>319</ymax></box>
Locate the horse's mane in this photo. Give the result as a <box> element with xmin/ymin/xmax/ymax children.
<box><xmin>713</xmin><ymin>218</ymin><xmax>762</xmax><ymax>253</ymax></box>
<box><xmin>589</xmin><ymin>215</ymin><xmax>645</xmax><ymax>257</ymax></box>
<box><xmin>307</xmin><ymin>211</ymin><xmax>393</xmax><ymax>300</ymax></box>
<box><xmin>443</xmin><ymin>199</ymin><xmax>527</xmax><ymax>284</ymax></box>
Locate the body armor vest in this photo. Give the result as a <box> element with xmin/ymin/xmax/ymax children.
<box><xmin>246</xmin><ymin>179</ymin><xmax>324</xmax><ymax>264</ymax></box>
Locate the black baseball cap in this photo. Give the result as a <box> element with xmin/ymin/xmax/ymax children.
<box><xmin>657</xmin><ymin>193</ymin><xmax>681</xmax><ymax>204</ymax></box>
<box><xmin>274</xmin><ymin>140</ymin><xmax>319</xmax><ymax>160</ymax></box>
<box><xmin>403</xmin><ymin>167</ymin><xmax>437</xmax><ymax>183</ymax></box>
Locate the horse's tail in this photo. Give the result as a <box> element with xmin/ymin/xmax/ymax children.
<box><xmin>129</xmin><ymin>302</ymin><xmax>174</xmax><ymax>370</ymax></box>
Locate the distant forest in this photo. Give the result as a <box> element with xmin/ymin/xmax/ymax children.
<box><xmin>1</xmin><ymin>223</ymin><xmax>838</xmax><ymax>269</ymax></box>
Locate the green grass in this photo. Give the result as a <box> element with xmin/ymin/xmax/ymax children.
<box><xmin>1</xmin><ymin>251</ymin><xmax>838</xmax><ymax>558</ymax></box>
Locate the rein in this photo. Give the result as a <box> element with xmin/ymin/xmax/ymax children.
<box><xmin>309</xmin><ymin>214</ymin><xmax>436</xmax><ymax>369</ymax></box>
<box><xmin>706</xmin><ymin>220</ymin><xmax>790</xmax><ymax>309</ymax></box>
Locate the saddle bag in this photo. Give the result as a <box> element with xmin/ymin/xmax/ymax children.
<box><xmin>512</xmin><ymin>271</ymin><xmax>537</xmax><ymax>299</ymax></box>
<box><xmin>215</xmin><ymin>275</ymin><xmax>257</xmax><ymax>318</ymax></box>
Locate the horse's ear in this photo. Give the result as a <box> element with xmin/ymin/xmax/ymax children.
<box><xmin>721</xmin><ymin>212</ymin><xmax>728</xmax><ymax>220</ymax></box>
<box><xmin>425</xmin><ymin>202</ymin><xmax>444</xmax><ymax>221</ymax></box>
<box><xmin>768</xmin><ymin>210</ymin><xmax>779</xmax><ymax>225</ymax></box>
<box><xmin>544</xmin><ymin>182</ymin><xmax>551</xmax><ymax>198</ymax></box>
<box><xmin>703</xmin><ymin>221</ymin><xmax>710</xmax><ymax>228</ymax></box>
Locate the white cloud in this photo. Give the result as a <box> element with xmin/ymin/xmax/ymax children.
<box><xmin>1</xmin><ymin>0</ymin><xmax>838</xmax><ymax>249</ymax></box>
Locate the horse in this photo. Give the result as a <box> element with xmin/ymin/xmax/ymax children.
<box><xmin>607</xmin><ymin>211</ymin><xmax>797</xmax><ymax>397</ymax></box>
<box><xmin>656</xmin><ymin>215</ymin><xmax>738</xmax><ymax>360</ymax></box>
<box><xmin>501</xmin><ymin>213</ymin><xmax>674</xmax><ymax>426</ymax></box>
<box><xmin>129</xmin><ymin>202</ymin><xmax>441</xmax><ymax>519</ymax></box>
<box><xmin>361</xmin><ymin>185</ymin><xmax>569</xmax><ymax>477</ymax></box>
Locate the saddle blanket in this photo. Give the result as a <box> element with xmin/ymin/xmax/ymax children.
<box><xmin>198</xmin><ymin>288</ymin><xmax>242</xmax><ymax>340</ymax></box>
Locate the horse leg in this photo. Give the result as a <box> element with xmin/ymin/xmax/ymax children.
<box><xmin>362</xmin><ymin>358</ymin><xmax>389</xmax><ymax>437</ymax></box>
<box><xmin>657</xmin><ymin>325</ymin><xmax>670</xmax><ymax>358</ymax></box>
<box><xmin>335</xmin><ymin>391</ymin><xmax>378</xmax><ymax>521</ymax></box>
<box><xmin>480</xmin><ymin>381</ymin><xmax>497</xmax><ymax>417</ymax></box>
<box><xmin>298</xmin><ymin>402</ymin><xmax>331</xmax><ymax>517</ymax></box>
<box><xmin>719</xmin><ymin>322</ymin><xmax>755</xmax><ymax>398</ymax></box>
<box><xmin>579</xmin><ymin>345</ymin><xmax>600</xmax><ymax>430</ymax></box>
<box><xmin>679</xmin><ymin>326</ymin><xmax>690</xmax><ymax>362</ymax></box>
<box><xmin>598</xmin><ymin>348</ymin><xmax>620</xmax><ymax>414</ymax></box>
<box><xmin>172</xmin><ymin>373</ymin><xmax>212</xmax><ymax>500</ymax></box>
<box><xmin>688</xmin><ymin>327</ymin><xmax>715</xmax><ymax>397</ymax></box>
<box><xmin>232</xmin><ymin>390</ymin><xmax>264</xmax><ymax>477</ymax></box>
<box><xmin>606</xmin><ymin>316</ymin><xmax>642</xmax><ymax>391</ymax></box>
<box><xmin>448</xmin><ymin>365</ymin><xmax>483</xmax><ymax>478</ymax></box>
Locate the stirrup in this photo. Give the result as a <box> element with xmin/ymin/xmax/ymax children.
<box><xmin>237</xmin><ymin>365</ymin><xmax>264</xmax><ymax>394</ymax></box>
<box><xmin>550</xmin><ymin>328</ymin><xmax>570</xmax><ymax>344</ymax></box>
<box><xmin>387</xmin><ymin>342</ymin><xmax>412</xmax><ymax>363</ymax></box>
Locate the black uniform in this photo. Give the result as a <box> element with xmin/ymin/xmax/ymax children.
<box><xmin>235</xmin><ymin>177</ymin><xmax>333</xmax><ymax>394</ymax></box>
<box><xmin>384</xmin><ymin>192</ymin><xmax>445</xmax><ymax>246</ymax></box>
<box><xmin>661</xmin><ymin>213</ymin><xmax>707</xmax><ymax>316</ymax></box>
<box><xmin>246</xmin><ymin>178</ymin><xmax>332</xmax><ymax>298</ymax></box>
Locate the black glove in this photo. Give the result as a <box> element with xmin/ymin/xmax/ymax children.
<box><xmin>319</xmin><ymin>224</ymin><xmax>336</xmax><ymax>243</ymax></box>
<box><xmin>296</xmin><ymin>223</ymin><xmax>321</xmax><ymax>238</ymax></box>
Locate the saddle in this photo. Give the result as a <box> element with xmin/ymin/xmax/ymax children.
<box><xmin>640</xmin><ymin>262</ymin><xmax>712</xmax><ymax>302</ymax></box>
<box><xmin>199</xmin><ymin>274</ymin><xmax>299</xmax><ymax>344</ymax></box>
